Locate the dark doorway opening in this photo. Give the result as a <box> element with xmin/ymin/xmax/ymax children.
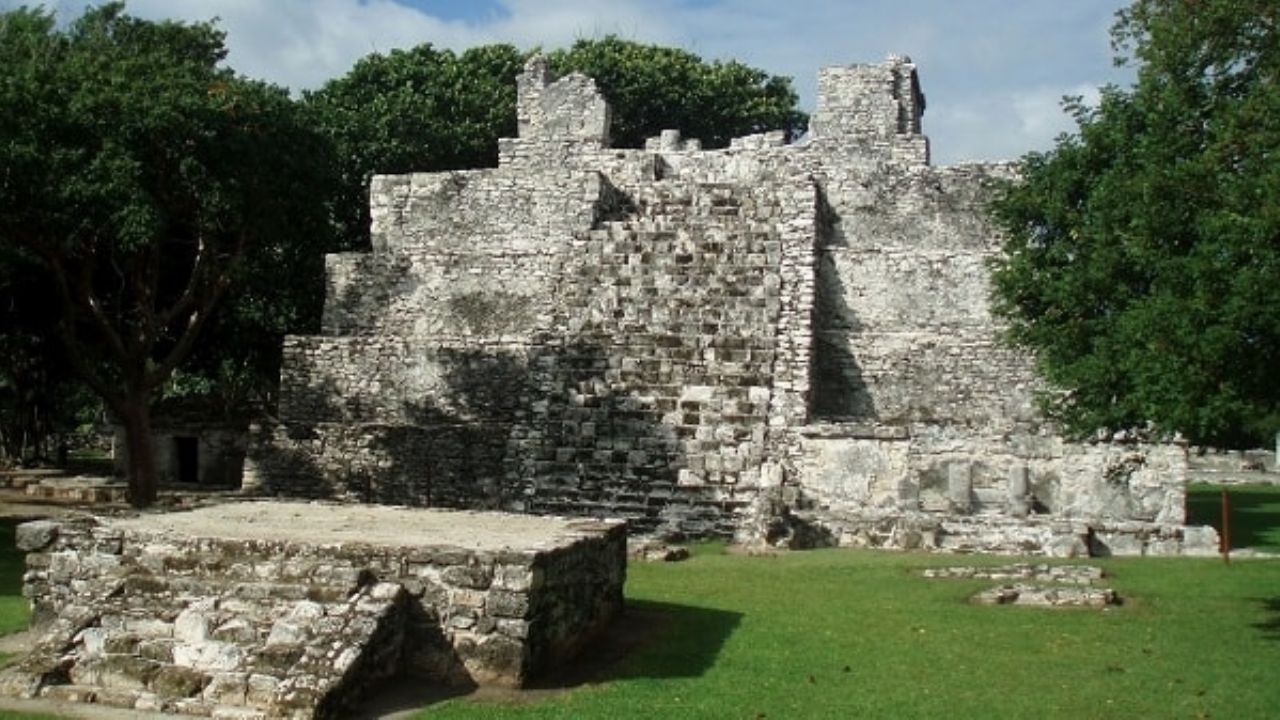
<box><xmin>174</xmin><ymin>436</ymin><xmax>199</xmax><ymax>485</ymax></box>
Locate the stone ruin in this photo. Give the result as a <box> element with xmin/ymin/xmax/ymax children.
<box><xmin>240</xmin><ymin>54</ymin><xmax>1218</xmax><ymax>557</ymax></box>
<box><xmin>2</xmin><ymin>52</ymin><xmax>1227</xmax><ymax>720</ymax></box>
<box><xmin>922</xmin><ymin>563</ymin><xmax>1120</xmax><ymax>608</ymax></box>
<box><xmin>2</xmin><ymin>502</ymin><xmax>624</xmax><ymax>717</ymax></box>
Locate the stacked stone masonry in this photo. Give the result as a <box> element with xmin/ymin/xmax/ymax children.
<box><xmin>2</xmin><ymin>503</ymin><xmax>625</xmax><ymax>718</ymax></box>
<box><xmin>247</xmin><ymin>54</ymin><xmax>1217</xmax><ymax>555</ymax></box>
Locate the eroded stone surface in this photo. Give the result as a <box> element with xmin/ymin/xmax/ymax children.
<box><xmin>973</xmin><ymin>584</ymin><xmax>1119</xmax><ymax>609</ymax></box>
<box><xmin>922</xmin><ymin>563</ymin><xmax>1104</xmax><ymax>585</ymax></box>
<box><xmin>2</xmin><ymin>503</ymin><xmax>626</xmax><ymax>719</ymax></box>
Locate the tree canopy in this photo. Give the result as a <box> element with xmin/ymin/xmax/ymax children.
<box><xmin>0</xmin><ymin>4</ymin><xmax>332</xmax><ymax>501</ymax></box>
<box><xmin>990</xmin><ymin>0</ymin><xmax>1280</xmax><ymax>447</ymax></box>
<box><xmin>548</xmin><ymin>36</ymin><xmax>807</xmax><ymax>149</ymax></box>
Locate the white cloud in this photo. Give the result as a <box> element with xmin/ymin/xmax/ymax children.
<box><xmin>1013</xmin><ymin>84</ymin><xmax>1101</xmax><ymax>139</ymax></box>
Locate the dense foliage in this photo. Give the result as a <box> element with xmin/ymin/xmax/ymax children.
<box><xmin>0</xmin><ymin>244</ymin><xmax>96</xmax><ymax>464</ymax></box>
<box><xmin>0</xmin><ymin>4</ymin><xmax>332</xmax><ymax>502</ymax></box>
<box><xmin>548</xmin><ymin>36</ymin><xmax>808</xmax><ymax>149</ymax></box>
<box><xmin>991</xmin><ymin>0</ymin><xmax>1280</xmax><ymax>447</ymax></box>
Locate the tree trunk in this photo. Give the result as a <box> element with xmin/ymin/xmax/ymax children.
<box><xmin>119</xmin><ymin>398</ymin><xmax>158</xmax><ymax>507</ymax></box>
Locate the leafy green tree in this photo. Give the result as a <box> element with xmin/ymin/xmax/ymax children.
<box><xmin>991</xmin><ymin>0</ymin><xmax>1280</xmax><ymax>447</ymax></box>
<box><xmin>548</xmin><ymin>36</ymin><xmax>807</xmax><ymax>149</ymax></box>
<box><xmin>304</xmin><ymin>44</ymin><xmax>527</xmax><ymax>250</ymax></box>
<box><xmin>308</xmin><ymin>37</ymin><xmax>807</xmax><ymax>249</ymax></box>
<box><xmin>0</xmin><ymin>4</ymin><xmax>332</xmax><ymax>504</ymax></box>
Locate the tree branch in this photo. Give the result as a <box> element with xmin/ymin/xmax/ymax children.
<box><xmin>147</xmin><ymin>228</ymin><xmax>247</xmax><ymax>390</ymax></box>
<box><xmin>157</xmin><ymin>231</ymin><xmax>208</xmax><ymax>328</ymax></box>
<box><xmin>47</xmin><ymin>253</ymin><xmax>131</xmax><ymax>366</ymax></box>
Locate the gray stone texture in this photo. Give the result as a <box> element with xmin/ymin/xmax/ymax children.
<box><xmin>245</xmin><ymin>54</ymin><xmax>1214</xmax><ymax>555</ymax></box>
<box><xmin>2</xmin><ymin>504</ymin><xmax>625</xmax><ymax>718</ymax></box>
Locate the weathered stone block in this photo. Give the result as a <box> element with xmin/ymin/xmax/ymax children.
<box><xmin>7</xmin><ymin>504</ymin><xmax>625</xmax><ymax>718</ymax></box>
<box><xmin>15</xmin><ymin>520</ymin><xmax>58</xmax><ymax>551</ymax></box>
<box><xmin>152</xmin><ymin>665</ymin><xmax>208</xmax><ymax>698</ymax></box>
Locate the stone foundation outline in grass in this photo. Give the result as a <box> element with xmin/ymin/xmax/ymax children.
<box><xmin>922</xmin><ymin>563</ymin><xmax>1120</xmax><ymax>608</ymax></box>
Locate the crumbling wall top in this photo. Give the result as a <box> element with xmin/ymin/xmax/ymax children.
<box><xmin>516</xmin><ymin>55</ymin><xmax>611</xmax><ymax>146</ymax></box>
<box><xmin>810</xmin><ymin>55</ymin><xmax>929</xmax><ymax>163</ymax></box>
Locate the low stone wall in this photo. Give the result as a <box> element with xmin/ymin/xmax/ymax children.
<box><xmin>780</xmin><ymin>508</ymin><xmax>1219</xmax><ymax>557</ymax></box>
<box><xmin>1</xmin><ymin>502</ymin><xmax>626</xmax><ymax>719</ymax></box>
<box><xmin>780</xmin><ymin>423</ymin><xmax>1217</xmax><ymax>556</ymax></box>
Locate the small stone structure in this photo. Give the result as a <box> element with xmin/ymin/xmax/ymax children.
<box><xmin>113</xmin><ymin>401</ymin><xmax>248</xmax><ymax>489</ymax></box>
<box><xmin>1</xmin><ymin>502</ymin><xmax>625</xmax><ymax>718</ymax></box>
<box><xmin>923</xmin><ymin>563</ymin><xmax>1119</xmax><ymax>608</ymax></box>
<box><xmin>244</xmin><ymin>54</ymin><xmax>1217</xmax><ymax>556</ymax></box>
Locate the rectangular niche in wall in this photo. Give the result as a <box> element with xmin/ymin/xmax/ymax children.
<box><xmin>174</xmin><ymin>436</ymin><xmax>199</xmax><ymax>485</ymax></box>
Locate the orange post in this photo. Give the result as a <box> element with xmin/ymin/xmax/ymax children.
<box><xmin>1220</xmin><ymin>488</ymin><xmax>1231</xmax><ymax>564</ymax></box>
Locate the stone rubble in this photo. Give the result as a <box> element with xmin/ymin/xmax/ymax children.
<box><xmin>921</xmin><ymin>563</ymin><xmax>1104</xmax><ymax>585</ymax></box>
<box><xmin>922</xmin><ymin>563</ymin><xmax>1120</xmax><ymax>608</ymax></box>
<box><xmin>972</xmin><ymin>584</ymin><xmax>1119</xmax><ymax>609</ymax></box>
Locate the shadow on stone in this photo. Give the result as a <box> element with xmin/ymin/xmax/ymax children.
<box><xmin>343</xmin><ymin>599</ymin><xmax>741</xmax><ymax>716</ymax></box>
<box><xmin>810</xmin><ymin>199</ymin><xmax>876</xmax><ymax>420</ymax></box>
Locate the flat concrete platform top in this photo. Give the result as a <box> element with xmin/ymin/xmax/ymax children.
<box><xmin>107</xmin><ymin>500</ymin><xmax>622</xmax><ymax>552</ymax></box>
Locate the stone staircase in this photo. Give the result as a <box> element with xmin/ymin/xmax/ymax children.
<box><xmin>519</xmin><ymin>179</ymin><xmax>785</xmax><ymax>534</ymax></box>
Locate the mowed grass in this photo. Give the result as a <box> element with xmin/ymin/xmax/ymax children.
<box><xmin>421</xmin><ymin>547</ymin><xmax>1280</xmax><ymax>719</ymax></box>
<box><xmin>0</xmin><ymin>521</ymin><xmax>30</xmax><ymax>637</ymax></box>
<box><xmin>1188</xmin><ymin>482</ymin><xmax>1280</xmax><ymax>552</ymax></box>
<box><xmin>0</xmin><ymin>520</ymin><xmax>1276</xmax><ymax>719</ymax></box>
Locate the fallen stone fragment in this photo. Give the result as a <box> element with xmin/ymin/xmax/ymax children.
<box><xmin>973</xmin><ymin>583</ymin><xmax>1119</xmax><ymax>608</ymax></box>
<box><xmin>921</xmin><ymin>563</ymin><xmax>1104</xmax><ymax>586</ymax></box>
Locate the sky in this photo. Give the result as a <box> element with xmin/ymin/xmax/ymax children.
<box><xmin>4</xmin><ymin>0</ymin><xmax>1137</xmax><ymax>165</ymax></box>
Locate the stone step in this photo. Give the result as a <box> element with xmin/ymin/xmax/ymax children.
<box><xmin>22</xmin><ymin>582</ymin><xmax>407</xmax><ymax>718</ymax></box>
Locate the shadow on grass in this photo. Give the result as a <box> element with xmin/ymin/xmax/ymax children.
<box><xmin>351</xmin><ymin>600</ymin><xmax>742</xmax><ymax>717</ymax></box>
<box><xmin>1255</xmin><ymin>597</ymin><xmax>1280</xmax><ymax>641</ymax></box>
<box><xmin>1186</xmin><ymin>485</ymin><xmax>1280</xmax><ymax>551</ymax></box>
<box><xmin>528</xmin><ymin>599</ymin><xmax>743</xmax><ymax>689</ymax></box>
<box><xmin>0</xmin><ymin>520</ymin><xmax>26</xmax><ymax>596</ymax></box>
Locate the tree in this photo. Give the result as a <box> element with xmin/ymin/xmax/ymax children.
<box><xmin>304</xmin><ymin>44</ymin><xmax>527</xmax><ymax>250</ymax></box>
<box><xmin>990</xmin><ymin>0</ymin><xmax>1280</xmax><ymax>447</ymax></box>
<box><xmin>308</xmin><ymin>37</ymin><xmax>807</xmax><ymax>249</ymax></box>
<box><xmin>0</xmin><ymin>244</ymin><xmax>97</xmax><ymax>465</ymax></box>
<box><xmin>548</xmin><ymin>36</ymin><xmax>807</xmax><ymax>149</ymax></box>
<box><xmin>0</xmin><ymin>4</ymin><xmax>333</xmax><ymax>504</ymax></box>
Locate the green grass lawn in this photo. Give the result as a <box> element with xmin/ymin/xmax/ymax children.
<box><xmin>0</xmin><ymin>522</ymin><xmax>30</xmax><ymax>638</ymax></box>
<box><xmin>1187</xmin><ymin>483</ymin><xmax>1280</xmax><ymax>552</ymax></box>
<box><xmin>414</xmin><ymin>546</ymin><xmax>1280</xmax><ymax>719</ymax></box>
<box><xmin>0</xmin><ymin>513</ymin><xmax>1277</xmax><ymax>720</ymax></box>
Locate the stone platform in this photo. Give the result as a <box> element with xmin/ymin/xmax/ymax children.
<box><xmin>1</xmin><ymin>501</ymin><xmax>626</xmax><ymax>719</ymax></box>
